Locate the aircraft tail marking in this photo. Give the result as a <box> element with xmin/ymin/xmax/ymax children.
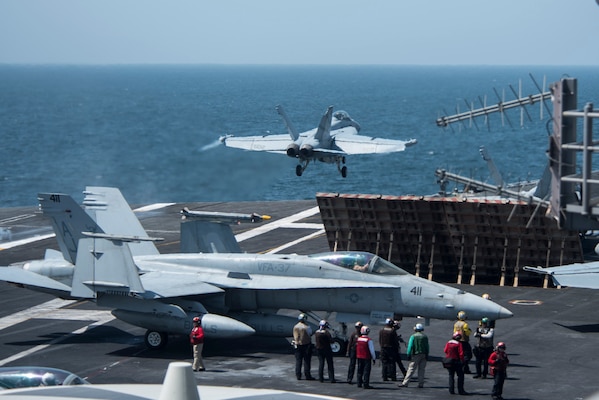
<box><xmin>83</xmin><ymin>187</ymin><xmax>160</xmax><ymax>257</ymax></box>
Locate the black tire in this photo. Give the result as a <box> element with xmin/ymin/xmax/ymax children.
<box><xmin>296</xmin><ymin>165</ymin><xmax>303</xmax><ymax>176</ymax></box>
<box><xmin>331</xmin><ymin>338</ymin><xmax>347</xmax><ymax>356</ymax></box>
<box><xmin>145</xmin><ymin>330</ymin><xmax>168</xmax><ymax>350</ymax></box>
<box><xmin>341</xmin><ymin>166</ymin><xmax>347</xmax><ymax>178</ymax></box>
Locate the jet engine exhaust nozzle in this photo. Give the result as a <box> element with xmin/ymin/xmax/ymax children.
<box><xmin>299</xmin><ymin>145</ymin><xmax>313</xmax><ymax>158</ymax></box>
<box><xmin>286</xmin><ymin>144</ymin><xmax>300</xmax><ymax>158</ymax></box>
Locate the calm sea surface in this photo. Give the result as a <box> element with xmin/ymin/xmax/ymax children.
<box><xmin>1</xmin><ymin>65</ymin><xmax>597</xmax><ymax>207</ymax></box>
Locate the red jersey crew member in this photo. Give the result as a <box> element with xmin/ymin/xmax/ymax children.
<box><xmin>489</xmin><ymin>342</ymin><xmax>509</xmax><ymax>400</ymax></box>
<box><xmin>356</xmin><ymin>325</ymin><xmax>376</xmax><ymax>389</ymax></box>
<box><xmin>190</xmin><ymin>316</ymin><xmax>205</xmax><ymax>372</ymax></box>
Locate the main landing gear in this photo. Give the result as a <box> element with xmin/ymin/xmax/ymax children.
<box><xmin>145</xmin><ymin>330</ymin><xmax>168</xmax><ymax>350</ymax></box>
<box><xmin>295</xmin><ymin>157</ymin><xmax>348</xmax><ymax>177</ymax></box>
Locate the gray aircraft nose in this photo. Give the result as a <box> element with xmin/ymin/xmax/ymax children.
<box><xmin>452</xmin><ymin>291</ymin><xmax>513</xmax><ymax>321</ymax></box>
<box><xmin>498</xmin><ymin>305</ymin><xmax>513</xmax><ymax>319</ymax></box>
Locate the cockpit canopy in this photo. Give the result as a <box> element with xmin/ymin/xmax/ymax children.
<box><xmin>333</xmin><ymin>110</ymin><xmax>351</xmax><ymax>121</ymax></box>
<box><xmin>331</xmin><ymin>110</ymin><xmax>361</xmax><ymax>132</ymax></box>
<box><xmin>309</xmin><ymin>251</ymin><xmax>408</xmax><ymax>276</ymax></box>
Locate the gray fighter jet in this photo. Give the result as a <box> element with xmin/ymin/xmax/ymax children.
<box><xmin>0</xmin><ymin>187</ymin><xmax>511</xmax><ymax>351</ymax></box>
<box><xmin>220</xmin><ymin>105</ymin><xmax>417</xmax><ymax>177</ymax></box>
<box><xmin>524</xmin><ymin>263</ymin><xmax>599</xmax><ymax>289</ymax></box>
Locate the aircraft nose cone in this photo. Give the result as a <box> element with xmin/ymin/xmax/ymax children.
<box><xmin>498</xmin><ymin>306</ymin><xmax>513</xmax><ymax>319</ymax></box>
<box><xmin>453</xmin><ymin>292</ymin><xmax>513</xmax><ymax>321</ymax></box>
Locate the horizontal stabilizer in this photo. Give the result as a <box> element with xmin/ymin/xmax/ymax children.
<box><xmin>82</xmin><ymin>231</ymin><xmax>164</xmax><ymax>243</ymax></box>
<box><xmin>72</xmin><ymin>238</ymin><xmax>145</xmax><ymax>298</ymax></box>
<box><xmin>0</xmin><ymin>266</ymin><xmax>72</xmax><ymax>293</ymax></box>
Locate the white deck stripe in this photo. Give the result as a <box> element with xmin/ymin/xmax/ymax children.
<box><xmin>0</xmin><ymin>313</ymin><xmax>115</xmax><ymax>367</ymax></box>
<box><xmin>0</xmin><ymin>233</ymin><xmax>56</xmax><ymax>251</ymax></box>
<box><xmin>235</xmin><ymin>206</ymin><xmax>321</xmax><ymax>242</ymax></box>
<box><xmin>0</xmin><ymin>202</ymin><xmax>175</xmax><ymax>252</ymax></box>
<box><xmin>0</xmin><ymin>298</ymin><xmax>116</xmax><ymax>366</ymax></box>
<box><xmin>267</xmin><ymin>229</ymin><xmax>327</xmax><ymax>254</ymax></box>
<box><xmin>0</xmin><ymin>298</ymin><xmax>77</xmax><ymax>331</ymax></box>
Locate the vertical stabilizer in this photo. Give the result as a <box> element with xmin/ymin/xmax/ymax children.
<box><xmin>38</xmin><ymin>192</ymin><xmax>103</xmax><ymax>264</ymax></box>
<box><xmin>71</xmin><ymin>237</ymin><xmax>145</xmax><ymax>298</ymax></box>
<box><xmin>314</xmin><ymin>106</ymin><xmax>334</xmax><ymax>144</ymax></box>
<box><xmin>275</xmin><ymin>105</ymin><xmax>299</xmax><ymax>141</ymax></box>
<box><xmin>82</xmin><ymin>187</ymin><xmax>159</xmax><ymax>257</ymax></box>
<box><xmin>180</xmin><ymin>220</ymin><xmax>242</xmax><ymax>253</ymax></box>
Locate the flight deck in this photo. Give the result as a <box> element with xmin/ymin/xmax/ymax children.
<box><xmin>1</xmin><ymin>201</ymin><xmax>599</xmax><ymax>400</ymax></box>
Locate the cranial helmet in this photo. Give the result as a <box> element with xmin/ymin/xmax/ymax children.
<box><xmin>355</xmin><ymin>321</ymin><xmax>363</xmax><ymax>328</ymax></box>
<box><xmin>193</xmin><ymin>316</ymin><xmax>201</xmax><ymax>323</ymax></box>
<box><xmin>414</xmin><ymin>323</ymin><xmax>424</xmax><ymax>332</ymax></box>
<box><xmin>497</xmin><ymin>342</ymin><xmax>506</xmax><ymax>350</ymax></box>
<box><xmin>482</xmin><ymin>293</ymin><xmax>492</xmax><ymax>300</ymax></box>
<box><xmin>457</xmin><ymin>311</ymin><xmax>467</xmax><ymax>320</ymax></box>
<box><xmin>298</xmin><ymin>313</ymin><xmax>307</xmax><ymax>321</ymax></box>
<box><xmin>319</xmin><ymin>320</ymin><xmax>328</xmax><ymax>328</ymax></box>
<box><xmin>385</xmin><ymin>318</ymin><xmax>393</xmax><ymax>326</ymax></box>
<box><xmin>481</xmin><ymin>317</ymin><xmax>489</xmax><ymax>325</ymax></box>
<box><xmin>360</xmin><ymin>326</ymin><xmax>370</xmax><ymax>335</ymax></box>
<box><xmin>452</xmin><ymin>332</ymin><xmax>462</xmax><ymax>340</ymax></box>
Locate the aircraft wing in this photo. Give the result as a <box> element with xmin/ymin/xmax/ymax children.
<box><xmin>139</xmin><ymin>271</ymin><xmax>225</xmax><ymax>298</ymax></box>
<box><xmin>0</xmin><ymin>266</ymin><xmax>72</xmax><ymax>293</ymax></box>
<box><xmin>523</xmin><ymin>263</ymin><xmax>599</xmax><ymax>289</ymax></box>
<box><xmin>333</xmin><ymin>135</ymin><xmax>417</xmax><ymax>155</ymax></box>
<box><xmin>220</xmin><ymin>134</ymin><xmax>291</xmax><ymax>154</ymax></box>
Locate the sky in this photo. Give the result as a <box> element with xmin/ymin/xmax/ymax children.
<box><xmin>1</xmin><ymin>0</ymin><xmax>598</xmax><ymax>65</ymax></box>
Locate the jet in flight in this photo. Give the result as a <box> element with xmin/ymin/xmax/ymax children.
<box><xmin>220</xmin><ymin>105</ymin><xmax>417</xmax><ymax>177</ymax></box>
<box><xmin>0</xmin><ymin>187</ymin><xmax>511</xmax><ymax>351</ymax></box>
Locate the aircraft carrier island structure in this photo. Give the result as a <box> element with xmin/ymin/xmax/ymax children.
<box><xmin>316</xmin><ymin>193</ymin><xmax>583</xmax><ymax>287</ymax></box>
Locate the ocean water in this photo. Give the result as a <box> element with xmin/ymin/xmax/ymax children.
<box><xmin>1</xmin><ymin>65</ymin><xmax>598</xmax><ymax>207</ymax></box>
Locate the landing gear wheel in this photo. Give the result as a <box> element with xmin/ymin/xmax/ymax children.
<box><xmin>296</xmin><ymin>165</ymin><xmax>303</xmax><ymax>177</ymax></box>
<box><xmin>341</xmin><ymin>166</ymin><xmax>347</xmax><ymax>178</ymax></box>
<box><xmin>145</xmin><ymin>330</ymin><xmax>168</xmax><ymax>350</ymax></box>
<box><xmin>331</xmin><ymin>338</ymin><xmax>347</xmax><ymax>356</ymax></box>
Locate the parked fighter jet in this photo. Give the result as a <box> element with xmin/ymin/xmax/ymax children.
<box><xmin>219</xmin><ymin>105</ymin><xmax>417</xmax><ymax>177</ymax></box>
<box><xmin>0</xmin><ymin>187</ymin><xmax>511</xmax><ymax>351</ymax></box>
<box><xmin>524</xmin><ymin>263</ymin><xmax>599</xmax><ymax>289</ymax></box>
